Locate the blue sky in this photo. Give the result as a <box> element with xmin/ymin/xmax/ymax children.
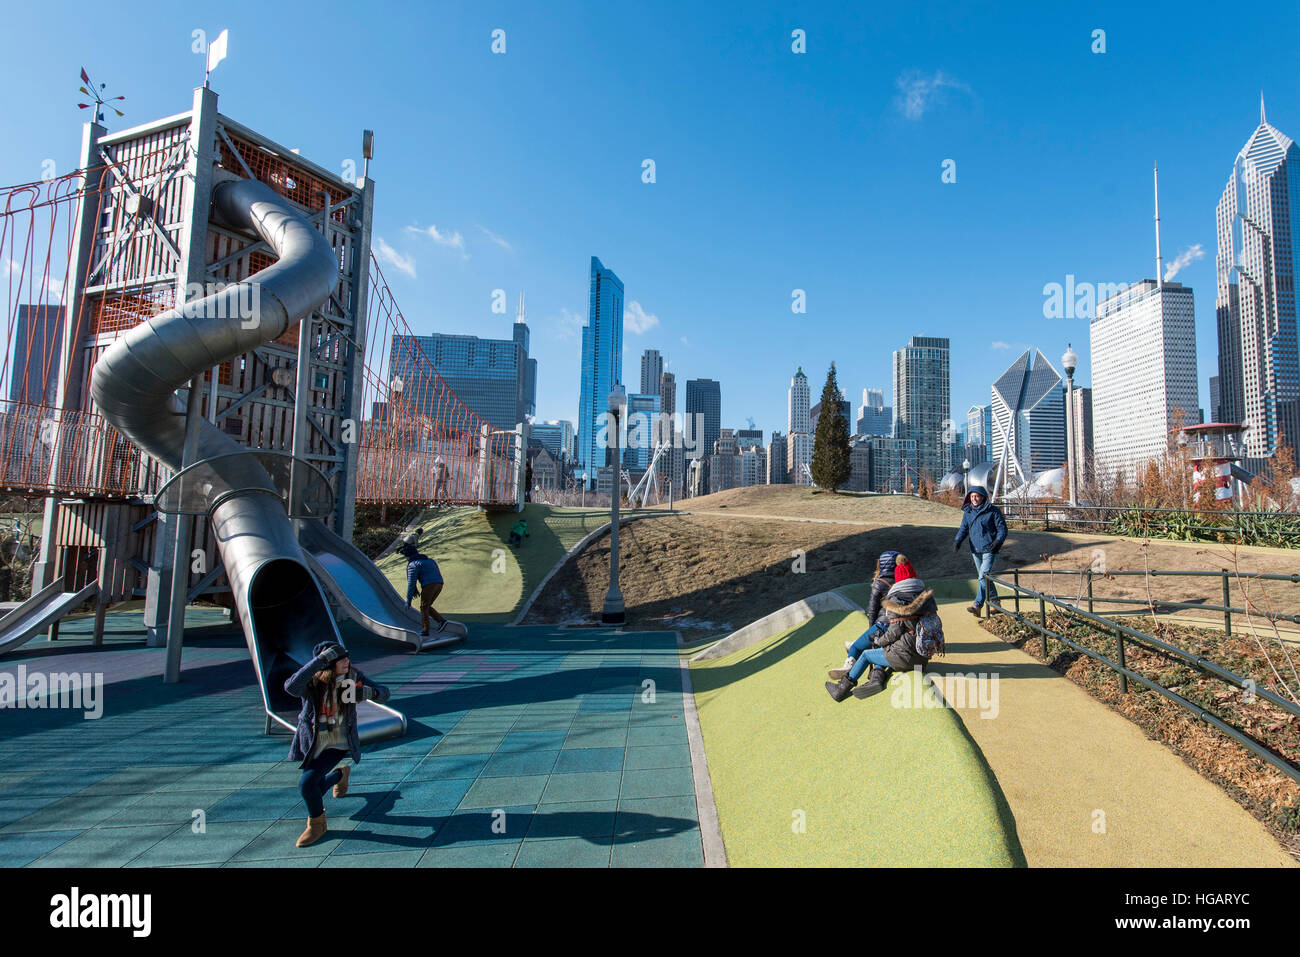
<box><xmin>3</xmin><ymin>1</ymin><xmax>1297</xmax><ymax>437</ymax></box>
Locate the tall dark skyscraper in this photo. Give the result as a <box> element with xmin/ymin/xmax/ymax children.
<box><xmin>8</xmin><ymin>305</ymin><xmax>64</xmax><ymax>406</ymax></box>
<box><xmin>685</xmin><ymin>378</ymin><xmax>721</xmax><ymax>483</ymax></box>
<box><xmin>640</xmin><ymin>349</ymin><xmax>663</xmax><ymax>395</ymax></box>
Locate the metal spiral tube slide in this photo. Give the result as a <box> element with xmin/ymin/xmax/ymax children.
<box><xmin>89</xmin><ymin>176</ymin><xmax>405</xmax><ymax>739</ymax></box>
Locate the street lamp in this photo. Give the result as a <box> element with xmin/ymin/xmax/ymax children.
<box><xmin>1061</xmin><ymin>344</ymin><xmax>1079</xmax><ymax>506</ymax></box>
<box><xmin>581</xmin><ymin>471</ymin><xmax>588</xmax><ymax>508</ymax></box>
<box><xmin>962</xmin><ymin>457</ymin><xmax>971</xmax><ymax>492</ymax></box>
<box><xmin>602</xmin><ymin>385</ymin><xmax>627</xmax><ymax>626</ymax></box>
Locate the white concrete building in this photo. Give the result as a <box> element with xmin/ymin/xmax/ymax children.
<box><xmin>1090</xmin><ymin>280</ymin><xmax>1198</xmax><ymax>484</ymax></box>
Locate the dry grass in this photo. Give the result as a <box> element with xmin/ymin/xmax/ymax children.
<box><xmin>666</xmin><ymin>484</ymin><xmax>961</xmax><ymax>525</ymax></box>
<box><xmin>525</xmin><ymin>492</ymin><xmax>1300</xmax><ymax>636</ymax></box>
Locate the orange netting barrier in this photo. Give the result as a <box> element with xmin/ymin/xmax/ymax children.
<box><xmin>0</xmin><ymin>146</ymin><xmax>519</xmax><ymax>507</ymax></box>
<box><xmin>353</xmin><ymin>255</ymin><xmax>520</xmax><ymax>506</ymax></box>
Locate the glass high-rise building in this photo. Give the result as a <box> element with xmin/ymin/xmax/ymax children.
<box><xmin>1215</xmin><ymin>99</ymin><xmax>1300</xmax><ymax>462</ymax></box>
<box><xmin>640</xmin><ymin>349</ymin><xmax>663</xmax><ymax>395</ymax></box>
<box><xmin>577</xmin><ymin>257</ymin><xmax>624</xmax><ymax>484</ymax></box>
<box><xmin>856</xmin><ymin>388</ymin><xmax>892</xmax><ymax>437</ymax></box>
<box><xmin>892</xmin><ymin>336</ymin><xmax>950</xmax><ymax>481</ymax></box>
<box><xmin>532</xmin><ymin>419</ymin><xmax>575</xmax><ymax>462</ymax></box>
<box><xmin>513</xmin><ymin>294</ymin><xmax>537</xmax><ymax>419</ymax></box>
<box><xmin>390</xmin><ymin>320</ymin><xmax>532</xmax><ymax>432</ymax></box>
<box><xmin>684</xmin><ymin>378</ymin><xmax>721</xmax><ymax>471</ymax></box>
<box><xmin>626</xmin><ymin>392</ymin><xmax>661</xmax><ymax>471</ymax></box>
<box><xmin>990</xmin><ymin>349</ymin><xmax>1067</xmax><ymax>484</ymax></box>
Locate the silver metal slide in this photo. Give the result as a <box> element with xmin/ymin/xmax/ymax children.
<box><xmin>89</xmin><ymin>175</ymin><xmax>404</xmax><ymax>740</ymax></box>
<box><xmin>295</xmin><ymin>518</ymin><xmax>466</xmax><ymax>652</ymax></box>
<box><xmin>0</xmin><ymin>579</ymin><xmax>98</xmax><ymax>657</ymax></box>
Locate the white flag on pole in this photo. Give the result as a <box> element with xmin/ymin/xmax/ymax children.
<box><xmin>207</xmin><ymin>29</ymin><xmax>229</xmax><ymax>73</ymax></box>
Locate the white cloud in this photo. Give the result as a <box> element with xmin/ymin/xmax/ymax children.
<box><xmin>680</xmin><ymin>336</ymin><xmax>689</xmax><ymax>347</ymax></box>
<box><xmin>624</xmin><ymin>300</ymin><xmax>660</xmax><ymax>334</ymax></box>
<box><xmin>894</xmin><ymin>70</ymin><xmax>971</xmax><ymax>120</ymax></box>
<box><xmin>405</xmin><ymin>222</ymin><xmax>466</xmax><ymax>252</ymax></box>
<box><xmin>374</xmin><ymin>237</ymin><xmax>417</xmax><ymax>279</ymax></box>
<box><xmin>991</xmin><ymin>341</ymin><xmax>1011</xmax><ymax>350</ymax></box>
<box><xmin>477</xmin><ymin>226</ymin><xmax>512</xmax><ymax>252</ymax></box>
<box><xmin>552</xmin><ymin>307</ymin><xmax>586</xmax><ymax>341</ymax></box>
<box><xmin>1164</xmin><ymin>243</ymin><xmax>1205</xmax><ymax>281</ymax></box>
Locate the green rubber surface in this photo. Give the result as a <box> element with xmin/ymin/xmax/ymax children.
<box><xmin>690</xmin><ymin>608</ymin><xmax>1023</xmax><ymax>867</ymax></box>
<box><xmin>374</xmin><ymin>505</ymin><xmax>616</xmax><ymax>622</ymax></box>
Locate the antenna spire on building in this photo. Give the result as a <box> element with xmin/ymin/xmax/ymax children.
<box><xmin>1260</xmin><ymin>90</ymin><xmax>1266</xmax><ymax>125</ymax></box>
<box><xmin>516</xmin><ymin>291</ymin><xmax>526</xmax><ymax>323</ymax></box>
<box><xmin>1153</xmin><ymin>163</ymin><xmax>1164</xmax><ymax>290</ymax></box>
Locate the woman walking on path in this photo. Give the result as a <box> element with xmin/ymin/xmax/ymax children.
<box><xmin>953</xmin><ymin>485</ymin><xmax>1007</xmax><ymax>619</ymax></box>
<box><xmin>285</xmin><ymin>641</ymin><xmax>391</xmax><ymax>848</ymax></box>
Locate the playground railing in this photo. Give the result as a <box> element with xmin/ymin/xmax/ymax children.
<box><xmin>1001</xmin><ymin>567</ymin><xmax>1300</xmax><ymax>635</ymax></box>
<box><xmin>986</xmin><ymin>573</ymin><xmax>1300</xmax><ymax>784</ymax></box>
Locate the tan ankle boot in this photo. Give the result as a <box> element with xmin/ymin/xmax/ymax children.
<box><xmin>333</xmin><ymin>765</ymin><xmax>350</xmax><ymax>799</ymax></box>
<box><xmin>296</xmin><ymin>814</ymin><xmax>327</xmax><ymax>848</ymax></box>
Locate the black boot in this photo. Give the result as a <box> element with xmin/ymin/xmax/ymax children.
<box><xmin>824</xmin><ymin>674</ymin><xmax>856</xmax><ymax>702</ymax></box>
<box><xmin>853</xmin><ymin>666</ymin><xmax>892</xmax><ymax>699</ymax></box>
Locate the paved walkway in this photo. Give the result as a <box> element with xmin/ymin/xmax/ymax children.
<box><xmin>0</xmin><ymin>610</ymin><xmax>704</xmax><ymax>867</ymax></box>
<box><xmin>933</xmin><ymin>592</ymin><xmax>1295</xmax><ymax>866</ymax></box>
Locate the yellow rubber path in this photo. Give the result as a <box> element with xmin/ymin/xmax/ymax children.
<box><xmin>934</xmin><ymin>594</ymin><xmax>1294</xmax><ymax>866</ymax></box>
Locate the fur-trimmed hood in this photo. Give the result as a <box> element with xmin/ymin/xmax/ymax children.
<box><xmin>882</xmin><ymin>587</ymin><xmax>936</xmax><ymax>620</ymax></box>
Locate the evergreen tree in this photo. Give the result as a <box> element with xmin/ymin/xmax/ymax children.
<box><xmin>811</xmin><ymin>362</ymin><xmax>852</xmax><ymax>492</ymax></box>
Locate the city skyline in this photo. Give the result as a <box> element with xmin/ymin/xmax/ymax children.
<box><xmin>2</xmin><ymin>3</ymin><xmax>1288</xmax><ymax>444</ymax></box>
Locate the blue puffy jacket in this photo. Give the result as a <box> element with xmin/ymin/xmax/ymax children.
<box><xmin>954</xmin><ymin>485</ymin><xmax>1008</xmax><ymax>554</ymax></box>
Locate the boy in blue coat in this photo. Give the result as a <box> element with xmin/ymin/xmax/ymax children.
<box><xmin>953</xmin><ymin>485</ymin><xmax>1008</xmax><ymax>618</ymax></box>
<box><xmin>398</xmin><ymin>529</ymin><xmax>447</xmax><ymax>636</ymax></box>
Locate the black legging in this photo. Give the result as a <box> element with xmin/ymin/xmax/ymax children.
<box><xmin>299</xmin><ymin>747</ymin><xmax>346</xmax><ymax>817</ymax></box>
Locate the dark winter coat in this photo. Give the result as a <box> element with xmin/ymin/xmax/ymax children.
<box><xmin>874</xmin><ymin>583</ymin><xmax>943</xmax><ymax>670</ymax></box>
<box><xmin>400</xmin><ymin>545</ymin><xmax>442</xmax><ymax>602</ymax></box>
<box><xmin>865</xmin><ymin>551</ymin><xmax>903</xmax><ymax>624</ymax></box>
<box><xmin>285</xmin><ymin>653</ymin><xmax>391</xmax><ymax>768</ymax></box>
<box><xmin>954</xmin><ymin>485</ymin><xmax>1008</xmax><ymax>555</ymax></box>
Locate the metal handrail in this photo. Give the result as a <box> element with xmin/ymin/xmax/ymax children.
<box><xmin>1004</xmin><ymin>566</ymin><xmax>1300</xmax><ymax>634</ymax></box>
<box><xmin>987</xmin><ymin>575</ymin><xmax>1300</xmax><ymax>784</ymax></box>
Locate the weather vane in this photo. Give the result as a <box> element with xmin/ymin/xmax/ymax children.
<box><xmin>77</xmin><ymin>67</ymin><xmax>125</xmax><ymax>123</ymax></box>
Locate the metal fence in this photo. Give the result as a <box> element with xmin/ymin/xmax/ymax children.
<box><xmin>987</xmin><ymin>573</ymin><xmax>1300</xmax><ymax>784</ymax></box>
<box><xmin>1003</xmin><ymin>567</ymin><xmax>1300</xmax><ymax>635</ymax></box>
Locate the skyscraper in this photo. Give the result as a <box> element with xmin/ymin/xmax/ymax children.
<box><xmin>966</xmin><ymin>403</ymin><xmax>992</xmax><ymax>465</ymax></box>
<box><xmin>990</xmin><ymin>349</ymin><xmax>1067</xmax><ymax>485</ymax></box>
<box><xmin>892</xmin><ymin>336</ymin><xmax>950</xmax><ymax>481</ymax></box>
<box><xmin>532</xmin><ymin>420</ymin><xmax>575</xmax><ymax>462</ymax></box>
<box><xmin>626</xmin><ymin>392</ymin><xmax>661</xmax><ymax>471</ymax></box>
<box><xmin>390</xmin><ymin>325</ymin><xmax>532</xmax><ymax>432</ymax></box>
<box><xmin>1215</xmin><ymin>99</ymin><xmax>1300</xmax><ymax>462</ymax></box>
<box><xmin>786</xmin><ymin>367</ymin><xmax>811</xmax><ymax>483</ymax></box>
<box><xmin>640</xmin><ymin>349</ymin><xmax>663</xmax><ymax>395</ymax></box>
<box><xmin>856</xmin><ymin>388</ymin><xmax>892</xmax><ymax>437</ymax></box>
<box><xmin>7</xmin><ymin>305</ymin><xmax>64</xmax><ymax>406</ymax></box>
<box><xmin>658</xmin><ymin>370</ymin><xmax>681</xmax><ymax>494</ymax></box>
<box><xmin>514</xmin><ymin>294</ymin><xmax>537</xmax><ymax>419</ymax></box>
<box><xmin>685</xmin><ymin>378</ymin><xmax>721</xmax><ymax>491</ymax></box>
<box><xmin>1091</xmin><ymin>280</ymin><xmax>1198</xmax><ymax>484</ymax></box>
<box><xmin>767</xmin><ymin>431</ymin><xmax>788</xmax><ymax>484</ymax></box>
<box><xmin>577</xmin><ymin>257</ymin><xmax>624</xmax><ymax>484</ymax></box>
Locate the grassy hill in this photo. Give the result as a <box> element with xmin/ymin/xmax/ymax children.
<box><xmin>369</xmin><ymin>504</ymin><xmax>620</xmax><ymax>622</ymax></box>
